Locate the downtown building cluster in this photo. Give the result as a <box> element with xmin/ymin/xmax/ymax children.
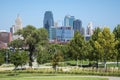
<box><xmin>0</xmin><ymin>11</ymin><xmax>93</xmax><ymax>48</ymax></box>
<box><xmin>43</xmin><ymin>11</ymin><xmax>93</xmax><ymax>43</ymax></box>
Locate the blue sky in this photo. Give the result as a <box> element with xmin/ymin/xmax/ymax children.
<box><xmin>0</xmin><ymin>0</ymin><xmax>120</xmax><ymax>31</ymax></box>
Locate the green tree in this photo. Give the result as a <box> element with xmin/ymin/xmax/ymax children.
<box><xmin>16</xmin><ymin>25</ymin><xmax>48</xmax><ymax>67</ymax></box>
<box><xmin>0</xmin><ymin>49</ymin><xmax>5</xmax><ymax>65</ymax></box>
<box><xmin>52</xmin><ymin>50</ymin><xmax>63</xmax><ymax>72</ymax></box>
<box><xmin>20</xmin><ymin>51</ymin><xmax>29</xmax><ymax>67</ymax></box>
<box><xmin>113</xmin><ymin>24</ymin><xmax>120</xmax><ymax>67</ymax></box>
<box><xmin>95</xmin><ymin>27</ymin><xmax>117</xmax><ymax>71</ymax></box>
<box><xmin>8</xmin><ymin>39</ymin><xmax>24</xmax><ymax>49</ymax></box>
<box><xmin>36</xmin><ymin>45</ymin><xmax>49</xmax><ymax>65</ymax></box>
<box><xmin>10</xmin><ymin>51</ymin><xmax>22</xmax><ymax>69</ymax></box>
<box><xmin>10</xmin><ymin>50</ymin><xmax>28</xmax><ymax>76</ymax></box>
<box><xmin>69</xmin><ymin>31</ymin><xmax>85</xmax><ymax>66</ymax></box>
<box><xmin>48</xmin><ymin>44</ymin><xmax>64</xmax><ymax>72</ymax></box>
<box><xmin>89</xmin><ymin>27</ymin><xmax>102</xmax><ymax>68</ymax></box>
<box><xmin>60</xmin><ymin>44</ymin><xmax>69</xmax><ymax>61</ymax></box>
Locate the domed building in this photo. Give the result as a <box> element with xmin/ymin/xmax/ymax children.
<box><xmin>10</xmin><ymin>14</ymin><xmax>23</xmax><ymax>40</ymax></box>
<box><xmin>14</xmin><ymin>14</ymin><xmax>22</xmax><ymax>32</ymax></box>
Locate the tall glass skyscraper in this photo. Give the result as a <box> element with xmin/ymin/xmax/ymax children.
<box><xmin>73</xmin><ymin>19</ymin><xmax>82</xmax><ymax>32</ymax></box>
<box><xmin>73</xmin><ymin>19</ymin><xmax>84</xmax><ymax>35</ymax></box>
<box><xmin>43</xmin><ymin>11</ymin><xmax>54</xmax><ymax>31</ymax></box>
<box><xmin>64</xmin><ymin>15</ymin><xmax>75</xmax><ymax>28</ymax></box>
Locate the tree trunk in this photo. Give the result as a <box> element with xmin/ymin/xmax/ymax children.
<box><xmin>117</xmin><ymin>56</ymin><xmax>119</xmax><ymax>67</ymax></box>
<box><xmin>29</xmin><ymin>51</ymin><xmax>33</xmax><ymax>68</ymax></box>
<box><xmin>104</xmin><ymin>56</ymin><xmax>107</xmax><ymax>72</ymax></box>
<box><xmin>96</xmin><ymin>59</ymin><xmax>98</xmax><ymax>68</ymax></box>
<box><xmin>96</xmin><ymin>59</ymin><xmax>98</xmax><ymax>72</ymax></box>
<box><xmin>104</xmin><ymin>49</ymin><xmax>107</xmax><ymax>72</ymax></box>
<box><xmin>80</xmin><ymin>60</ymin><xmax>82</xmax><ymax>67</ymax></box>
<box><xmin>29</xmin><ymin>45</ymin><xmax>35</xmax><ymax>68</ymax></box>
<box><xmin>14</xmin><ymin>66</ymin><xmax>17</xmax><ymax>76</ymax></box>
<box><xmin>76</xmin><ymin>57</ymin><xmax>78</xmax><ymax>66</ymax></box>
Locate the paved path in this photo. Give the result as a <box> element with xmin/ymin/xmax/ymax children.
<box><xmin>24</xmin><ymin>75</ymin><xmax>120</xmax><ymax>80</ymax></box>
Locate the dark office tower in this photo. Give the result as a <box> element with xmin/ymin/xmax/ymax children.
<box><xmin>43</xmin><ymin>11</ymin><xmax>54</xmax><ymax>31</ymax></box>
<box><xmin>73</xmin><ymin>19</ymin><xmax>84</xmax><ymax>35</ymax></box>
<box><xmin>73</xmin><ymin>19</ymin><xmax>82</xmax><ymax>32</ymax></box>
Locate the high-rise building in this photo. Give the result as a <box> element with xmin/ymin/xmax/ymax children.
<box><xmin>73</xmin><ymin>19</ymin><xmax>84</xmax><ymax>35</ymax></box>
<box><xmin>43</xmin><ymin>11</ymin><xmax>54</xmax><ymax>31</ymax></box>
<box><xmin>73</xmin><ymin>19</ymin><xmax>82</xmax><ymax>32</ymax></box>
<box><xmin>10</xmin><ymin>15</ymin><xmax>23</xmax><ymax>40</ymax></box>
<box><xmin>49</xmin><ymin>26</ymin><xmax>56</xmax><ymax>41</ymax></box>
<box><xmin>86</xmin><ymin>22</ymin><xmax>93</xmax><ymax>36</ymax></box>
<box><xmin>10</xmin><ymin>25</ymin><xmax>15</xmax><ymax>37</ymax></box>
<box><xmin>64</xmin><ymin>15</ymin><xmax>75</xmax><ymax>28</ymax></box>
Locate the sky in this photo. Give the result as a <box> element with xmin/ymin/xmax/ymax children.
<box><xmin>0</xmin><ymin>0</ymin><xmax>120</xmax><ymax>32</ymax></box>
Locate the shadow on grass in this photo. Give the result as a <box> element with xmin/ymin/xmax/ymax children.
<box><xmin>41</xmin><ymin>74</ymin><xmax>57</xmax><ymax>76</ymax></box>
<box><xmin>7</xmin><ymin>73</ymin><xmax>19</xmax><ymax>76</ymax></box>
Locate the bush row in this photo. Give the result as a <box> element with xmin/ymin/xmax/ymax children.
<box><xmin>0</xmin><ymin>67</ymin><xmax>120</xmax><ymax>77</ymax></box>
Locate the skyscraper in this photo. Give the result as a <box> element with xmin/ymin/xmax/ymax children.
<box><xmin>64</xmin><ymin>15</ymin><xmax>75</xmax><ymax>28</ymax></box>
<box><xmin>73</xmin><ymin>19</ymin><xmax>84</xmax><ymax>35</ymax></box>
<box><xmin>43</xmin><ymin>11</ymin><xmax>54</xmax><ymax>31</ymax></box>
<box><xmin>64</xmin><ymin>16</ymin><xmax>70</xmax><ymax>27</ymax></box>
<box><xmin>73</xmin><ymin>19</ymin><xmax>82</xmax><ymax>32</ymax></box>
<box><xmin>86</xmin><ymin>22</ymin><xmax>93</xmax><ymax>36</ymax></box>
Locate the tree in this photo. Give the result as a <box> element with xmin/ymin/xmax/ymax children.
<box><xmin>113</xmin><ymin>24</ymin><xmax>120</xmax><ymax>67</ymax></box>
<box><xmin>60</xmin><ymin>44</ymin><xmax>69</xmax><ymax>61</ymax></box>
<box><xmin>95</xmin><ymin>27</ymin><xmax>117</xmax><ymax>71</ymax></box>
<box><xmin>8</xmin><ymin>39</ymin><xmax>24</xmax><ymax>49</ymax></box>
<box><xmin>15</xmin><ymin>25</ymin><xmax>48</xmax><ymax>67</ymax></box>
<box><xmin>52</xmin><ymin>50</ymin><xmax>63</xmax><ymax>72</ymax></box>
<box><xmin>69</xmin><ymin>31</ymin><xmax>85</xmax><ymax>67</ymax></box>
<box><xmin>20</xmin><ymin>51</ymin><xmax>29</xmax><ymax>67</ymax></box>
<box><xmin>48</xmin><ymin>44</ymin><xmax>64</xmax><ymax>72</ymax></box>
<box><xmin>10</xmin><ymin>51</ymin><xmax>22</xmax><ymax>69</ymax></box>
<box><xmin>89</xmin><ymin>27</ymin><xmax>102</xmax><ymax>68</ymax></box>
<box><xmin>36</xmin><ymin>45</ymin><xmax>49</xmax><ymax>65</ymax></box>
<box><xmin>10</xmin><ymin>50</ymin><xmax>28</xmax><ymax>76</ymax></box>
<box><xmin>0</xmin><ymin>49</ymin><xmax>5</xmax><ymax>65</ymax></box>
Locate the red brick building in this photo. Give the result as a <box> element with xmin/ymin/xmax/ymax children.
<box><xmin>0</xmin><ymin>32</ymin><xmax>12</xmax><ymax>49</ymax></box>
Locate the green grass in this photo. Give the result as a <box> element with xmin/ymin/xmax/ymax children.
<box><xmin>0</xmin><ymin>77</ymin><xmax>108</xmax><ymax>80</ymax></box>
<box><xmin>0</xmin><ymin>73</ymin><xmax>108</xmax><ymax>80</ymax></box>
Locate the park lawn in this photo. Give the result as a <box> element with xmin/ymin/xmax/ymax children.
<box><xmin>0</xmin><ymin>77</ymin><xmax>108</xmax><ymax>80</ymax></box>
<box><xmin>0</xmin><ymin>73</ymin><xmax>108</xmax><ymax>80</ymax></box>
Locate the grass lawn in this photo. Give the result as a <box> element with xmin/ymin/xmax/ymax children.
<box><xmin>0</xmin><ymin>73</ymin><xmax>108</xmax><ymax>80</ymax></box>
<box><xmin>0</xmin><ymin>77</ymin><xmax>108</xmax><ymax>80</ymax></box>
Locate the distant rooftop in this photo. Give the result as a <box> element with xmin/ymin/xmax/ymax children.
<box><xmin>0</xmin><ymin>30</ymin><xmax>7</xmax><ymax>32</ymax></box>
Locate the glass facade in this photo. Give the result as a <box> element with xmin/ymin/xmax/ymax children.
<box><xmin>49</xmin><ymin>26</ymin><xmax>56</xmax><ymax>40</ymax></box>
<box><xmin>49</xmin><ymin>26</ymin><xmax>74</xmax><ymax>42</ymax></box>
<box><xmin>73</xmin><ymin>19</ymin><xmax>84</xmax><ymax>35</ymax></box>
<box><xmin>43</xmin><ymin>11</ymin><xmax>54</xmax><ymax>31</ymax></box>
<box><xmin>64</xmin><ymin>15</ymin><xmax>75</xmax><ymax>28</ymax></box>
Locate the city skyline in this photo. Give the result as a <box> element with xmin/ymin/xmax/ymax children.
<box><xmin>0</xmin><ymin>0</ymin><xmax>120</xmax><ymax>31</ymax></box>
